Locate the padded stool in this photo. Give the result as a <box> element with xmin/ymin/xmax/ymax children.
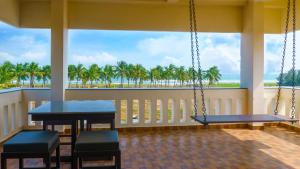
<box><xmin>1</xmin><ymin>130</ymin><xmax>60</xmax><ymax>169</ymax></box>
<box><xmin>74</xmin><ymin>130</ymin><xmax>121</xmax><ymax>169</ymax></box>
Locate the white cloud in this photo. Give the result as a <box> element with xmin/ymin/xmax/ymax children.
<box><xmin>264</xmin><ymin>32</ymin><xmax>300</xmax><ymax>75</ymax></box>
<box><xmin>70</xmin><ymin>52</ymin><xmax>118</xmax><ymax>66</ymax></box>
<box><xmin>0</xmin><ymin>50</ymin><xmax>48</xmax><ymax>64</ymax></box>
<box><xmin>162</xmin><ymin>56</ymin><xmax>181</xmax><ymax>65</ymax></box>
<box><xmin>0</xmin><ymin>52</ymin><xmax>16</xmax><ymax>63</ymax></box>
<box><xmin>0</xmin><ymin>32</ymin><xmax>50</xmax><ymax>65</ymax></box>
<box><xmin>21</xmin><ymin>51</ymin><xmax>48</xmax><ymax>61</ymax></box>
<box><xmin>138</xmin><ymin>35</ymin><xmax>190</xmax><ymax>57</ymax></box>
<box><xmin>138</xmin><ymin>33</ymin><xmax>241</xmax><ymax>73</ymax></box>
<box><xmin>9</xmin><ymin>35</ymin><xmax>35</xmax><ymax>46</ymax></box>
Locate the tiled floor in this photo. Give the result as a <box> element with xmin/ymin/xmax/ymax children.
<box><xmin>1</xmin><ymin>126</ymin><xmax>300</xmax><ymax>169</ymax></box>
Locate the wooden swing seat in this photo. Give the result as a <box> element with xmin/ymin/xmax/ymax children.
<box><xmin>192</xmin><ymin>114</ymin><xmax>298</xmax><ymax>125</ymax></box>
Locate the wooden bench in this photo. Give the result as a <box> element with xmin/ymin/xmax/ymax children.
<box><xmin>1</xmin><ymin>131</ymin><xmax>60</xmax><ymax>169</ymax></box>
<box><xmin>74</xmin><ymin>130</ymin><xmax>121</xmax><ymax>169</ymax></box>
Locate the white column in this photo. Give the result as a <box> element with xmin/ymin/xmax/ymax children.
<box><xmin>51</xmin><ymin>0</ymin><xmax>68</xmax><ymax>101</ymax></box>
<box><xmin>241</xmin><ymin>1</ymin><xmax>265</xmax><ymax>119</ymax></box>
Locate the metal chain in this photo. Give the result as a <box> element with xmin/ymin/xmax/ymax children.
<box><xmin>189</xmin><ymin>0</ymin><xmax>199</xmax><ymax>117</ymax></box>
<box><xmin>274</xmin><ymin>0</ymin><xmax>291</xmax><ymax>115</ymax></box>
<box><xmin>189</xmin><ymin>0</ymin><xmax>207</xmax><ymax>121</ymax></box>
<box><xmin>291</xmin><ymin>0</ymin><xmax>296</xmax><ymax>119</ymax></box>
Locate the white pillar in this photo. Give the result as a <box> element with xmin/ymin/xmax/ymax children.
<box><xmin>51</xmin><ymin>0</ymin><xmax>68</xmax><ymax>101</ymax></box>
<box><xmin>241</xmin><ymin>1</ymin><xmax>265</xmax><ymax>117</ymax></box>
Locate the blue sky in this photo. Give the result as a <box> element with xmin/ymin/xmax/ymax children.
<box><xmin>0</xmin><ymin>21</ymin><xmax>299</xmax><ymax>81</ymax></box>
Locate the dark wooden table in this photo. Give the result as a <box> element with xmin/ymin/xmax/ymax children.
<box><xmin>28</xmin><ymin>100</ymin><xmax>116</xmax><ymax>167</ymax></box>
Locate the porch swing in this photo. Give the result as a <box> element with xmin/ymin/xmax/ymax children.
<box><xmin>189</xmin><ymin>0</ymin><xmax>298</xmax><ymax>125</ymax></box>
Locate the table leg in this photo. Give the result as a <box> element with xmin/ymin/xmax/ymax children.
<box><xmin>71</xmin><ymin>120</ymin><xmax>78</xmax><ymax>168</ymax></box>
<box><xmin>111</xmin><ymin>119</ymin><xmax>115</xmax><ymax>130</ymax></box>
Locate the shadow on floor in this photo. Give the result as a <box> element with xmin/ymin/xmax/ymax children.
<box><xmin>1</xmin><ymin>127</ymin><xmax>299</xmax><ymax>169</ymax></box>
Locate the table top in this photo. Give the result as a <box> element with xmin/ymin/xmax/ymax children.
<box><xmin>29</xmin><ymin>100</ymin><xmax>116</xmax><ymax>115</ymax></box>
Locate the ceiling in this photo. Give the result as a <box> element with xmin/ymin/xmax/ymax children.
<box><xmin>19</xmin><ymin>0</ymin><xmax>285</xmax><ymax>7</ymax></box>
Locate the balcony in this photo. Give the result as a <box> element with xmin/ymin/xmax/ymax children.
<box><xmin>1</xmin><ymin>0</ymin><xmax>300</xmax><ymax>168</ymax></box>
<box><xmin>0</xmin><ymin>88</ymin><xmax>300</xmax><ymax>168</ymax></box>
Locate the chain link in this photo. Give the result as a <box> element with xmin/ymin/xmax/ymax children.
<box><xmin>274</xmin><ymin>0</ymin><xmax>291</xmax><ymax>115</ymax></box>
<box><xmin>189</xmin><ymin>0</ymin><xmax>207</xmax><ymax>122</ymax></box>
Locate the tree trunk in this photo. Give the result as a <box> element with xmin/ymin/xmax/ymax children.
<box><xmin>121</xmin><ymin>77</ymin><xmax>124</xmax><ymax>88</ymax></box>
<box><xmin>30</xmin><ymin>75</ymin><xmax>34</xmax><ymax>88</ymax></box>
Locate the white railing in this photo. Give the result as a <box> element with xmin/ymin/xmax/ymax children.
<box><xmin>0</xmin><ymin>89</ymin><xmax>24</xmax><ymax>142</ymax></box>
<box><xmin>264</xmin><ymin>87</ymin><xmax>300</xmax><ymax>120</ymax></box>
<box><xmin>1</xmin><ymin>87</ymin><xmax>299</xmax><ymax>141</ymax></box>
<box><xmin>23</xmin><ymin>88</ymin><xmax>248</xmax><ymax>128</ymax></box>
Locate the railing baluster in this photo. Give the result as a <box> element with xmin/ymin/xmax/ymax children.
<box><xmin>181</xmin><ymin>99</ymin><xmax>187</xmax><ymax>123</ymax></box>
<box><xmin>173</xmin><ymin>99</ymin><xmax>180</xmax><ymax>125</ymax></box>
<box><xmin>3</xmin><ymin>105</ymin><xmax>9</xmax><ymax>136</ymax></box>
<box><xmin>10</xmin><ymin>103</ymin><xmax>16</xmax><ymax>131</ymax></box>
<box><xmin>162</xmin><ymin>98</ymin><xmax>168</xmax><ymax>125</ymax></box>
<box><xmin>0</xmin><ymin>105</ymin><xmax>3</xmax><ymax>139</ymax></box>
<box><xmin>151</xmin><ymin>99</ymin><xmax>157</xmax><ymax>125</ymax></box>
<box><xmin>232</xmin><ymin>99</ymin><xmax>237</xmax><ymax>115</ymax></box>
<box><xmin>115</xmin><ymin>100</ymin><xmax>121</xmax><ymax>128</ymax></box>
<box><xmin>139</xmin><ymin>99</ymin><xmax>145</xmax><ymax>126</ymax></box>
<box><xmin>209</xmin><ymin>98</ymin><xmax>215</xmax><ymax>115</ymax></box>
<box><xmin>186</xmin><ymin>99</ymin><xmax>192</xmax><ymax>124</ymax></box>
<box><xmin>127</xmin><ymin>99</ymin><xmax>133</xmax><ymax>126</ymax></box>
<box><xmin>220</xmin><ymin>99</ymin><xmax>226</xmax><ymax>115</ymax></box>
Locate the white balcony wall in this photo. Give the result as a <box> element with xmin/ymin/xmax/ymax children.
<box><xmin>0</xmin><ymin>89</ymin><xmax>23</xmax><ymax>142</ymax></box>
<box><xmin>1</xmin><ymin>87</ymin><xmax>299</xmax><ymax>142</ymax></box>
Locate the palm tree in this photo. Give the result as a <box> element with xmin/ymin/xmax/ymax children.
<box><xmin>20</xmin><ymin>63</ymin><xmax>29</xmax><ymax>87</ymax></box>
<box><xmin>125</xmin><ymin>64</ymin><xmax>134</xmax><ymax>87</ymax></box>
<box><xmin>131</xmin><ymin>64</ymin><xmax>147</xmax><ymax>87</ymax></box>
<box><xmin>153</xmin><ymin>66</ymin><xmax>163</xmax><ymax>87</ymax></box>
<box><xmin>116</xmin><ymin>61</ymin><xmax>127</xmax><ymax>88</ymax></box>
<box><xmin>164</xmin><ymin>65</ymin><xmax>175</xmax><ymax>87</ymax></box>
<box><xmin>175</xmin><ymin>66</ymin><xmax>187</xmax><ymax>87</ymax></box>
<box><xmin>205</xmin><ymin>66</ymin><xmax>222</xmax><ymax>86</ymax></box>
<box><xmin>81</xmin><ymin>68</ymin><xmax>89</xmax><ymax>88</ymax></box>
<box><xmin>87</xmin><ymin>64</ymin><xmax>100</xmax><ymax>87</ymax></box>
<box><xmin>26</xmin><ymin>62</ymin><xmax>40</xmax><ymax>88</ymax></box>
<box><xmin>103</xmin><ymin>65</ymin><xmax>115</xmax><ymax>88</ymax></box>
<box><xmin>40</xmin><ymin>65</ymin><xmax>51</xmax><ymax>87</ymax></box>
<box><xmin>68</xmin><ymin>65</ymin><xmax>76</xmax><ymax>87</ymax></box>
<box><xmin>138</xmin><ymin>66</ymin><xmax>148</xmax><ymax>87</ymax></box>
<box><xmin>0</xmin><ymin>61</ymin><xmax>15</xmax><ymax>85</ymax></box>
<box><xmin>187</xmin><ymin>67</ymin><xmax>194</xmax><ymax>86</ymax></box>
<box><xmin>14</xmin><ymin>63</ymin><xmax>24</xmax><ymax>86</ymax></box>
<box><xmin>148</xmin><ymin>68</ymin><xmax>155</xmax><ymax>87</ymax></box>
<box><xmin>168</xmin><ymin>64</ymin><xmax>176</xmax><ymax>87</ymax></box>
<box><xmin>74</xmin><ymin>64</ymin><xmax>85</xmax><ymax>88</ymax></box>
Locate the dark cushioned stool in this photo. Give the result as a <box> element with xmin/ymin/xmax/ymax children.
<box><xmin>74</xmin><ymin>130</ymin><xmax>121</xmax><ymax>169</ymax></box>
<box><xmin>1</xmin><ymin>131</ymin><xmax>60</xmax><ymax>169</ymax></box>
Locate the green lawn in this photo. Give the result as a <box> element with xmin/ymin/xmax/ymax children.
<box><xmin>0</xmin><ymin>82</ymin><xmax>278</xmax><ymax>89</ymax></box>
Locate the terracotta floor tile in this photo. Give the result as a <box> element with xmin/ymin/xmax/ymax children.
<box><xmin>1</xmin><ymin>126</ymin><xmax>300</xmax><ymax>169</ymax></box>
